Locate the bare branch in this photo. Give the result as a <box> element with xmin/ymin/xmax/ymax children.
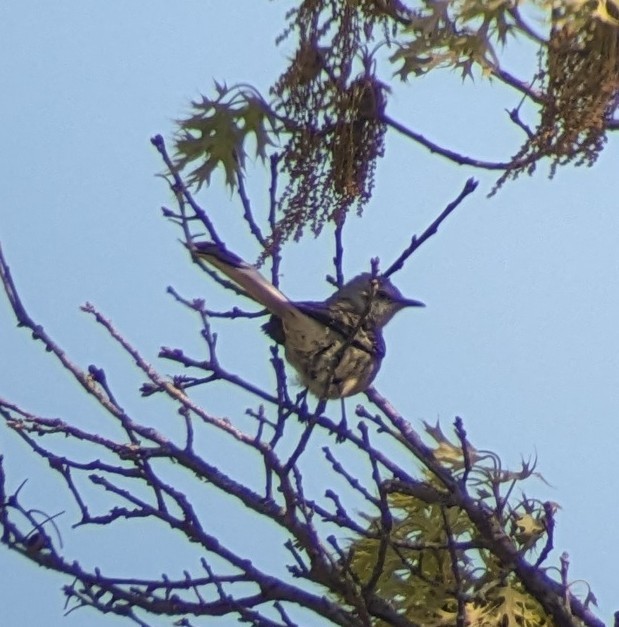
<box><xmin>383</xmin><ymin>178</ymin><xmax>478</xmax><ymax>277</ymax></box>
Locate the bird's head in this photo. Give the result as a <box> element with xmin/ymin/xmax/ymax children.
<box><xmin>329</xmin><ymin>273</ymin><xmax>425</xmax><ymax>328</ymax></box>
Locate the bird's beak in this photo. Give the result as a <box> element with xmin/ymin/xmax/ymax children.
<box><xmin>398</xmin><ymin>297</ymin><xmax>425</xmax><ymax>308</ymax></box>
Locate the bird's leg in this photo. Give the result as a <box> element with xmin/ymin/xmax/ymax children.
<box><xmin>295</xmin><ymin>388</ymin><xmax>310</xmax><ymax>422</ymax></box>
<box><xmin>335</xmin><ymin>398</ymin><xmax>348</xmax><ymax>443</ymax></box>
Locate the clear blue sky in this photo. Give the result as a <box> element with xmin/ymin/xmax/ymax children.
<box><xmin>1</xmin><ymin>2</ymin><xmax>618</xmax><ymax>625</ymax></box>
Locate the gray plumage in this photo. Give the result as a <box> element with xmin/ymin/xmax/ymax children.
<box><xmin>192</xmin><ymin>242</ymin><xmax>424</xmax><ymax>399</ymax></box>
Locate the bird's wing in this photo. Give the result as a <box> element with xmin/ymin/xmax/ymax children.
<box><xmin>294</xmin><ymin>301</ymin><xmax>347</xmax><ymax>331</ymax></box>
<box><xmin>260</xmin><ymin>301</ymin><xmax>333</xmax><ymax>345</ymax></box>
<box><xmin>292</xmin><ymin>301</ymin><xmax>385</xmax><ymax>357</ymax></box>
<box><xmin>192</xmin><ymin>242</ymin><xmax>300</xmax><ymax>321</ymax></box>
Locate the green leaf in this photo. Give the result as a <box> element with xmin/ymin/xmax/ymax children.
<box><xmin>174</xmin><ymin>86</ymin><xmax>276</xmax><ymax>190</ymax></box>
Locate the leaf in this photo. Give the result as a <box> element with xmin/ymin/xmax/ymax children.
<box><xmin>240</xmin><ymin>96</ymin><xmax>277</xmax><ymax>160</ymax></box>
<box><xmin>512</xmin><ymin>512</ymin><xmax>545</xmax><ymax>549</ymax></box>
<box><xmin>174</xmin><ymin>86</ymin><xmax>276</xmax><ymax>190</ymax></box>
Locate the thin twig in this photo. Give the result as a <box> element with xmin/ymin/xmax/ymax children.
<box><xmin>150</xmin><ymin>135</ymin><xmax>222</xmax><ymax>245</ymax></box>
<box><xmin>383</xmin><ymin>178</ymin><xmax>478</xmax><ymax>277</ymax></box>
<box><xmin>383</xmin><ymin>114</ymin><xmax>538</xmax><ymax>170</ymax></box>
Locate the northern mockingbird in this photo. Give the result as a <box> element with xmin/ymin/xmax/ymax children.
<box><xmin>192</xmin><ymin>242</ymin><xmax>424</xmax><ymax>399</ymax></box>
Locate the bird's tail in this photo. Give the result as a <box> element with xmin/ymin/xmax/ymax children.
<box><xmin>191</xmin><ymin>242</ymin><xmax>294</xmax><ymax>319</ymax></box>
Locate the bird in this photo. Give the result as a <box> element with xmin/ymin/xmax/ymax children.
<box><xmin>191</xmin><ymin>241</ymin><xmax>424</xmax><ymax>399</ymax></box>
